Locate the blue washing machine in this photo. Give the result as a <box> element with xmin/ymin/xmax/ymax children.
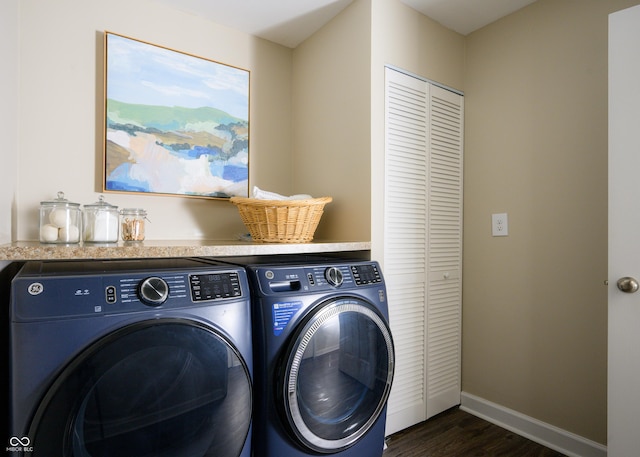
<box><xmin>9</xmin><ymin>258</ymin><xmax>252</xmax><ymax>457</ymax></box>
<box><xmin>226</xmin><ymin>255</ymin><xmax>394</xmax><ymax>457</ymax></box>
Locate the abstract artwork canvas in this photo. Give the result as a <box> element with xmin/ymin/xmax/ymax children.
<box><xmin>103</xmin><ymin>32</ymin><xmax>250</xmax><ymax>199</ymax></box>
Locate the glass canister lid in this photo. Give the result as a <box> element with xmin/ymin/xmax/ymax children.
<box><xmin>85</xmin><ymin>195</ymin><xmax>118</xmax><ymax>211</ymax></box>
<box><xmin>120</xmin><ymin>208</ymin><xmax>147</xmax><ymax>216</ymax></box>
<box><xmin>40</xmin><ymin>191</ymin><xmax>80</xmax><ymax>208</ymax></box>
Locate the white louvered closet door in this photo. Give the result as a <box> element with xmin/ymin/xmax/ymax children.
<box><xmin>384</xmin><ymin>68</ymin><xmax>429</xmax><ymax>434</ymax></box>
<box><xmin>384</xmin><ymin>67</ymin><xmax>463</xmax><ymax>434</ymax></box>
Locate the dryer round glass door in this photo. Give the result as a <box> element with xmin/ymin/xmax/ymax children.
<box><xmin>281</xmin><ymin>297</ymin><xmax>394</xmax><ymax>453</ymax></box>
<box><xmin>27</xmin><ymin>319</ymin><xmax>252</xmax><ymax>457</ymax></box>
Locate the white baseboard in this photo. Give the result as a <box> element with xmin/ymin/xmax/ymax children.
<box><xmin>460</xmin><ymin>392</ymin><xmax>606</xmax><ymax>457</ymax></box>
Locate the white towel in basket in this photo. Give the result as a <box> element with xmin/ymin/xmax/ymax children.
<box><xmin>252</xmin><ymin>186</ymin><xmax>312</xmax><ymax>201</ymax></box>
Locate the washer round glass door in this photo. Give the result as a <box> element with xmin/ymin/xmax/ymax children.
<box><xmin>281</xmin><ymin>297</ymin><xmax>394</xmax><ymax>453</ymax></box>
<box><xmin>28</xmin><ymin>319</ymin><xmax>252</xmax><ymax>457</ymax></box>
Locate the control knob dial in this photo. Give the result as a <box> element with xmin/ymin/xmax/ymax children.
<box><xmin>138</xmin><ymin>276</ymin><xmax>169</xmax><ymax>306</ymax></box>
<box><xmin>324</xmin><ymin>267</ymin><xmax>344</xmax><ymax>287</ymax></box>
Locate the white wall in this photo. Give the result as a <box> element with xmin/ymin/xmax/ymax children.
<box><xmin>0</xmin><ymin>0</ymin><xmax>19</xmax><ymax>244</ymax></box>
<box><xmin>15</xmin><ymin>0</ymin><xmax>294</xmax><ymax>241</ymax></box>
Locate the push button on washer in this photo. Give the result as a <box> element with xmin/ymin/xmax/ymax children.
<box><xmin>105</xmin><ymin>286</ymin><xmax>117</xmax><ymax>304</ymax></box>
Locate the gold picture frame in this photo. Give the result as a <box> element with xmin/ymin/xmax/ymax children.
<box><xmin>103</xmin><ymin>32</ymin><xmax>250</xmax><ymax>199</ymax></box>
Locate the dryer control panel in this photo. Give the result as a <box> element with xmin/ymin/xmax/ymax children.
<box><xmin>254</xmin><ymin>262</ymin><xmax>383</xmax><ymax>295</ymax></box>
<box><xmin>350</xmin><ymin>263</ymin><xmax>382</xmax><ymax>285</ymax></box>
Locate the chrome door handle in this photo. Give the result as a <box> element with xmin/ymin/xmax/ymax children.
<box><xmin>617</xmin><ymin>277</ymin><xmax>639</xmax><ymax>293</ymax></box>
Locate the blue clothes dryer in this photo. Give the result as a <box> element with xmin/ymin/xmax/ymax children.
<box><xmin>9</xmin><ymin>258</ymin><xmax>252</xmax><ymax>457</ymax></box>
<box><xmin>233</xmin><ymin>256</ymin><xmax>394</xmax><ymax>457</ymax></box>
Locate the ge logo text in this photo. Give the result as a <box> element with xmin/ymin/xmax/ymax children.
<box><xmin>28</xmin><ymin>282</ymin><xmax>44</xmax><ymax>296</ymax></box>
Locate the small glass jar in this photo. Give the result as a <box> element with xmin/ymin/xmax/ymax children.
<box><xmin>39</xmin><ymin>191</ymin><xmax>82</xmax><ymax>244</ymax></box>
<box><xmin>120</xmin><ymin>208</ymin><xmax>147</xmax><ymax>242</ymax></box>
<box><xmin>83</xmin><ymin>196</ymin><xmax>119</xmax><ymax>243</ymax></box>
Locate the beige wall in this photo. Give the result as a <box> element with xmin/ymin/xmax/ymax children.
<box><xmin>291</xmin><ymin>0</ymin><xmax>372</xmax><ymax>241</ymax></box>
<box><xmin>463</xmin><ymin>0</ymin><xmax>640</xmax><ymax>444</ymax></box>
<box><xmin>0</xmin><ymin>0</ymin><xmax>19</xmax><ymax>244</ymax></box>
<box><xmin>371</xmin><ymin>0</ymin><xmax>465</xmax><ymax>89</ymax></box>
<box><xmin>15</xmin><ymin>0</ymin><xmax>293</xmax><ymax>241</ymax></box>
<box><xmin>292</xmin><ymin>0</ymin><xmax>466</xmax><ymax>246</ymax></box>
<box><xmin>370</xmin><ymin>0</ymin><xmax>465</xmax><ymax>262</ymax></box>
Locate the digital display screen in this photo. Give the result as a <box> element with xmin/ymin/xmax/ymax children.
<box><xmin>190</xmin><ymin>272</ymin><xmax>242</xmax><ymax>301</ymax></box>
<box><xmin>352</xmin><ymin>264</ymin><xmax>381</xmax><ymax>285</ymax></box>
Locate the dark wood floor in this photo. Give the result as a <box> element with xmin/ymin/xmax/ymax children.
<box><xmin>383</xmin><ymin>407</ymin><xmax>566</xmax><ymax>457</ymax></box>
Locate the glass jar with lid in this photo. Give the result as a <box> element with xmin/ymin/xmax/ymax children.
<box><xmin>39</xmin><ymin>191</ymin><xmax>81</xmax><ymax>244</ymax></box>
<box><xmin>120</xmin><ymin>208</ymin><xmax>147</xmax><ymax>242</ymax></box>
<box><xmin>83</xmin><ymin>195</ymin><xmax>119</xmax><ymax>243</ymax></box>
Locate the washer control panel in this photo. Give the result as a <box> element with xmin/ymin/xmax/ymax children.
<box><xmin>117</xmin><ymin>273</ymin><xmax>189</xmax><ymax>306</ymax></box>
<box><xmin>120</xmin><ymin>271</ymin><xmax>243</xmax><ymax>305</ymax></box>
<box><xmin>12</xmin><ymin>260</ymin><xmax>247</xmax><ymax>321</ymax></box>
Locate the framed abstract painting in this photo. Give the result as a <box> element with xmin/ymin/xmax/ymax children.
<box><xmin>103</xmin><ymin>32</ymin><xmax>250</xmax><ymax>199</ymax></box>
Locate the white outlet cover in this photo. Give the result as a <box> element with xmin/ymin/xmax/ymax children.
<box><xmin>492</xmin><ymin>213</ymin><xmax>508</xmax><ymax>236</ymax></box>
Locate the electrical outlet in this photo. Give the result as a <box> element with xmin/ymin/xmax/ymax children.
<box><xmin>492</xmin><ymin>213</ymin><xmax>508</xmax><ymax>236</ymax></box>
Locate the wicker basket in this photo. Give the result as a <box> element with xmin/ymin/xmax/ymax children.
<box><xmin>230</xmin><ymin>196</ymin><xmax>332</xmax><ymax>243</ymax></box>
